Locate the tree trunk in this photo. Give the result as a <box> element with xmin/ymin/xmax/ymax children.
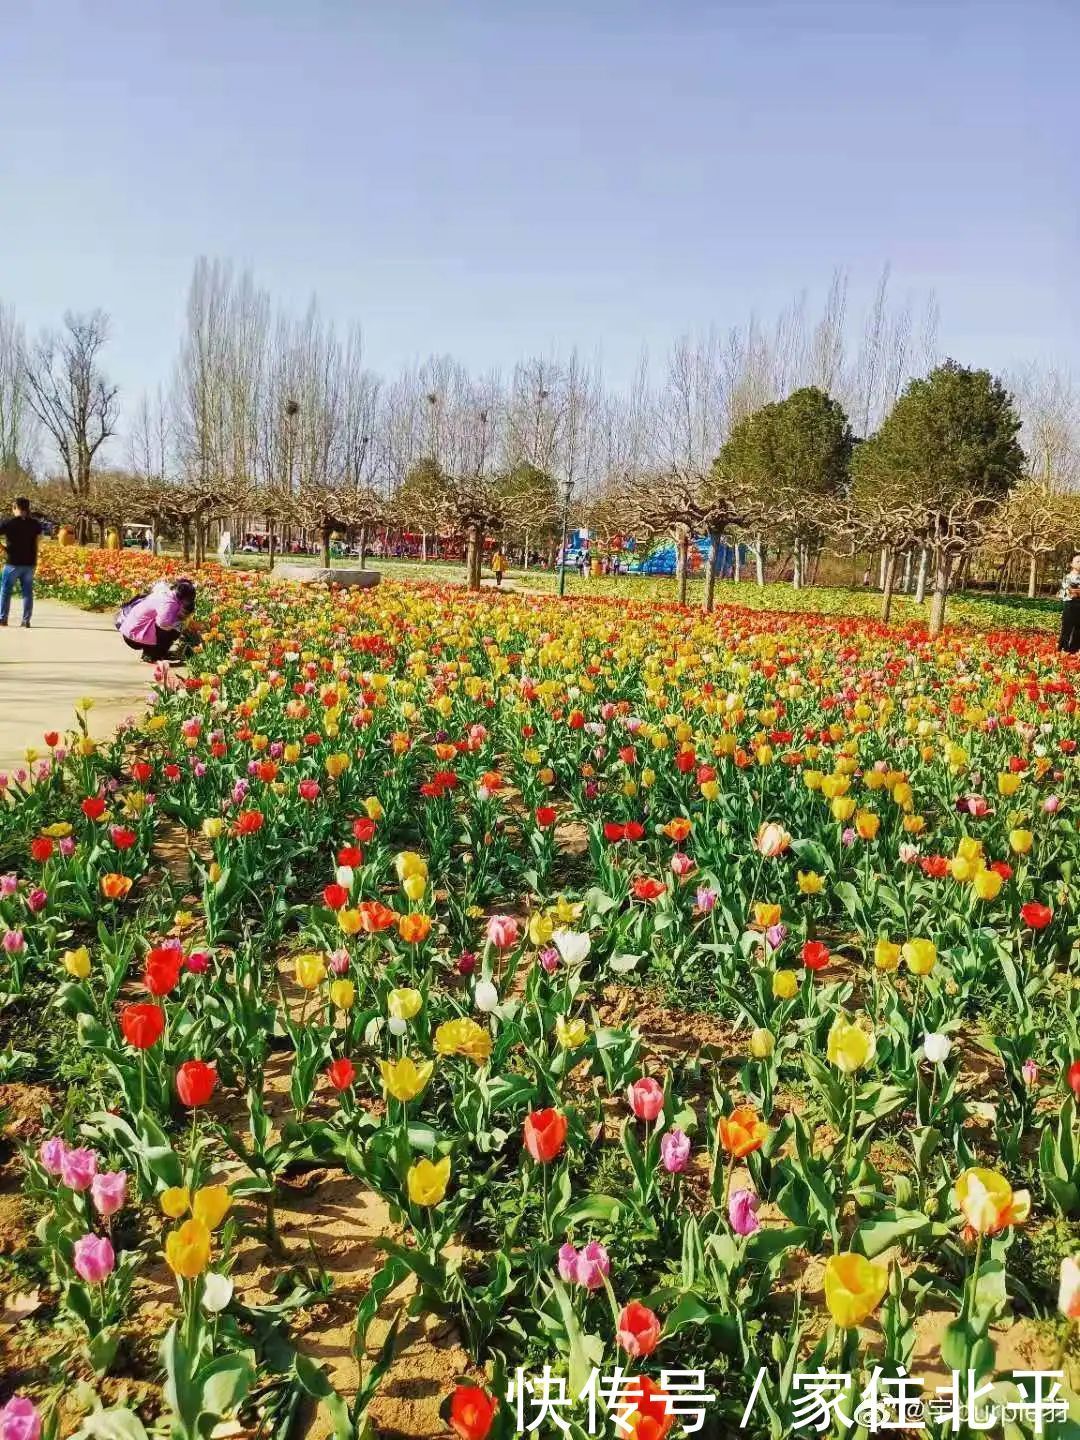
<box><xmin>359</xmin><ymin>523</ymin><xmax>369</xmax><ymax>570</ymax></box>
<box><xmin>466</xmin><ymin>524</ymin><xmax>483</xmax><ymax>592</ymax></box>
<box><xmin>675</xmin><ymin>530</ymin><xmax>691</xmax><ymax>606</ymax></box>
<box><xmin>1027</xmin><ymin>552</ymin><xmax>1038</xmax><ymax>599</ymax></box>
<box><xmin>880</xmin><ymin>549</ymin><xmax>897</xmax><ymax>624</ymax></box>
<box><xmin>754</xmin><ymin>536</ymin><xmax>765</xmax><ymax>586</ymax></box>
<box><xmin>267</xmin><ymin>520</ymin><xmax>276</xmax><ymax>572</ymax></box>
<box><xmin>181</xmin><ymin>519</ymin><xmax>191</xmax><ymax>564</ymax></box>
<box><xmin>96</xmin><ymin>519</ymin><xmax>106</xmax><ymax>547</ymax></box>
<box><xmin>878</xmin><ymin>548</ymin><xmax>887</xmax><ymax>590</ymax></box>
<box><xmin>703</xmin><ymin>532</ymin><xmax>722</xmax><ymax>613</ymax></box>
<box><xmin>523</xmin><ymin>529</ymin><xmax>530</xmax><ymax>569</ymax></box>
<box><xmin>792</xmin><ymin>542</ymin><xmax>803</xmax><ymax>590</ymax></box>
<box><xmin>733</xmin><ymin>542</ymin><xmax>741</xmax><ymax>583</ymax></box>
<box><xmin>194</xmin><ymin>521</ymin><xmax>204</xmax><ymax>569</ymax></box>
<box><xmin>901</xmin><ymin>550</ymin><xmax>912</xmax><ymax>593</ymax></box>
<box><xmin>421</xmin><ymin>531</ymin><xmax>428</xmax><ymax>563</ymax></box>
<box><xmin>928</xmin><ymin>550</ymin><xmax>953</xmax><ymax>637</ymax></box>
<box><xmin>914</xmin><ymin>548</ymin><xmax>928</xmax><ymax>604</ymax></box>
<box><xmin>321</xmin><ymin>521</ymin><xmax>331</xmax><ymax>570</ymax></box>
<box><xmin>151</xmin><ymin>517</ymin><xmax>160</xmax><ymax>555</ymax></box>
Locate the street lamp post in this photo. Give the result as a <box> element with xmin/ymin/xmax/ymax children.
<box><xmin>558</xmin><ymin>476</ymin><xmax>573</xmax><ymax>597</ymax></box>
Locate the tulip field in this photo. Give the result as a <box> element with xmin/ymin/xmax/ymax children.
<box><xmin>3</xmin><ymin>545</ymin><xmax>1080</xmax><ymax>1440</ymax></box>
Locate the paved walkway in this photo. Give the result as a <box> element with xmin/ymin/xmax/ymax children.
<box><xmin>0</xmin><ymin>599</ymin><xmax>150</xmax><ymax>774</ymax></box>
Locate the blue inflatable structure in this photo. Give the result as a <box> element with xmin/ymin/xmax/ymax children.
<box><xmin>638</xmin><ymin>537</ymin><xmax>743</xmax><ymax>577</ymax></box>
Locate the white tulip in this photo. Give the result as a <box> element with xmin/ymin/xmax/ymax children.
<box><xmin>388</xmin><ymin>1016</ymin><xmax>408</xmax><ymax>1037</ymax></box>
<box><xmin>474</xmin><ymin>980</ymin><xmax>500</xmax><ymax>1013</ymax></box>
<box><xmin>922</xmin><ymin>1031</ymin><xmax>952</xmax><ymax>1065</ymax></box>
<box><xmin>553</xmin><ymin>930</ymin><xmax>591</xmax><ymax>967</ymax></box>
<box><xmin>335</xmin><ymin>866</ymin><xmax>354</xmax><ymax>890</ymax></box>
<box><xmin>201</xmin><ymin>1272</ymin><xmax>233</xmax><ymax>1313</ymax></box>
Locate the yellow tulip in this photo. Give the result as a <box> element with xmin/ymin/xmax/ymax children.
<box><xmin>972</xmin><ymin>868</ymin><xmax>1002</xmax><ymax>901</ymax></box>
<box><xmin>363</xmin><ymin>796</ymin><xmax>384</xmax><ymax>820</ymax></box>
<box><xmin>394</xmin><ymin>851</ymin><xmax>428</xmax><ymax>882</ymax></box>
<box><xmin>831</xmin><ymin>796</ymin><xmax>857</xmax><ymax>822</ymax></box>
<box><xmin>1009</xmin><ymin>829</ymin><xmax>1033</xmax><ymax>855</ymax></box>
<box><xmin>950</xmin><ymin>855</ymin><xmax>977</xmax><ymax>883</ymax></box>
<box><xmin>165</xmin><ymin>1218</ymin><xmax>211</xmax><ymax>1278</ymax></box>
<box><xmin>873</xmin><ymin>938</ymin><xmax>901</xmax><ymax>972</ymax></box>
<box><xmin>379</xmin><ymin>1056</ymin><xmax>434</xmax><ymax>1103</ymax></box>
<box><xmin>192</xmin><ymin>1185</ymin><xmax>232</xmax><ymax>1230</ymax></box>
<box><xmin>160</xmin><ymin>1185</ymin><xmax>191</xmax><ymax>1219</ymax></box>
<box><xmin>957</xmin><ymin>837</ymin><xmax>983</xmax><ymax>863</ymax></box>
<box><xmin>329</xmin><ymin>979</ymin><xmax>355</xmax><ymax>1010</ymax></box>
<box><xmin>407</xmin><ymin>1155</ymin><xmax>451</xmax><ymax>1207</ymax></box>
<box><xmin>324</xmin><ymin>752</ymin><xmax>351</xmax><ymax>779</ymax></box>
<box><xmin>528</xmin><ymin>912</ymin><xmax>555</xmax><ymax>947</ymax></box>
<box><xmin>201</xmin><ymin>818</ymin><xmax>224</xmax><ymax>839</ymax></box>
<box><xmin>796</xmin><ymin>870</ymin><xmax>824</xmax><ymax>895</ymax></box>
<box><xmin>700</xmin><ymin>779</ymin><xmax>720</xmax><ymax>801</ymax></box>
<box><xmin>772</xmin><ymin>970</ymin><xmax>799</xmax><ymax>1001</ymax></box>
<box><xmin>903</xmin><ymin>814</ymin><xmax>926</xmax><ymax>834</ymax></box>
<box><xmin>295</xmin><ymin>953</ymin><xmax>326</xmax><ymax>989</ymax></box>
<box><xmin>823</xmin><ymin>1252</ymin><xmax>889</xmax><ymax>1328</ymax></box>
<box><xmin>902</xmin><ymin>938</ymin><xmax>937</xmax><ymax>976</ymax></box>
<box><xmin>753</xmin><ymin>903</ymin><xmax>781</xmax><ymax>928</ymax></box>
<box><xmin>956</xmin><ymin>1167</ymin><xmax>1030</xmax><ymax>1235</ymax></box>
<box><xmin>803</xmin><ymin>770</ymin><xmax>824</xmax><ymax>791</ymax></box>
<box><xmin>827</xmin><ymin>1012</ymin><xmax>875</xmax><ymax>1074</ymax></box>
<box><xmin>554</xmin><ymin>1015</ymin><xmax>588</xmax><ymax>1051</ymax></box>
<box><xmin>387</xmin><ymin>987</ymin><xmax>422</xmax><ymax>1022</ymax></box>
<box><xmin>402</xmin><ymin>873</ymin><xmax>427</xmax><ymax>902</ymax></box>
<box><xmin>434</xmin><ymin>1018</ymin><xmax>492</xmax><ymax>1064</ymax></box>
<box><xmin>338</xmin><ymin>908</ymin><xmax>362</xmax><ymax>935</ymax></box>
<box><xmin>749</xmin><ymin>1027</ymin><xmax>775</xmax><ymax>1059</ymax></box>
<box><xmin>998</xmin><ymin>772</ymin><xmax>1022</xmax><ymax>797</ymax></box>
<box><xmin>62</xmin><ymin>946</ymin><xmax>91</xmax><ymax>979</ymax></box>
<box><xmin>854</xmin><ymin>810</ymin><xmax>880</xmax><ymax>841</ymax></box>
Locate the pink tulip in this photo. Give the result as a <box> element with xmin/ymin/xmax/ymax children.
<box><xmin>185</xmin><ymin>951</ymin><xmax>211</xmax><ymax>974</ymax></box>
<box><xmin>660</xmin><ymin>1128</ymin><xmax>691</xmax><ymax>1173</ymax></box>
<box><xmin>73</xmin><ymin>1233</ymin><xmax>115</xmax><ymax>1284</ymax></box>
<box><xmin>1045</xmin><ymin>795</ymin><xmax>1062</xmax><ymax>814</ymax></box>
<box><xmin>538</xmin><ymin>946</ymin><xmax>560</xmax><ymax>974</ymax></box>
<box><xmin>557</xmin><ymin>1242</ymin><xmax>579</xmax><ymax>1282</ymax></box>
<box><xmin>0</xmin><ymin>874</ymin><xmax>17</xmax><ymax>897</ymax></box>
<box><xmin>670</xmin><ymin>852</ymin><xmax>694</xmax><ymax>878</ymax></box>
<box><xmin>328</xmin><ymin>948</ymin><xmax>351</xmax><ymax>976</ymax></box>
<box><xmin>27</xmin><ymin>889</ymin><xmax>48</xmax><ymax>913</ymax></box>
<box><xmin>59</xmin><ymin>836</ymin><xmax>77</xmax><ymax>858</ymax></box>
<box><xmin>0</xmin><ymin>1396</ymin><xmax>42</xmax><ymax>1440</ymax></box>
<box><xmin>39</xmin><ymin>1136</ymin><xmax>68</xmax><ymax>1176</ymax></box>
<box><xmin>486</xmin><ymin>916</ymin><xmax>519</xmax><ymax>950</ymax></box>
<box><xmin>91</xmin><ymin>1170</ymin><xmax>127</xmax><ymax>1218</ymax></box>
<box><xmin>898</xmin><ymin>843</ymin><xmax>920</xmax><ymax>864</ymax></box>
<box><xmin>2</xmin><ymin>930</ymin><xmax>25</xmax><ymax>954</ymax></box>
<box><xmin>626</xmin><ymin>1077</ymin><xmax>665</xmax><ymax>1122</ymax></box>
<box><xmin>60</xmin><ymin>1147</ymin><xmax>99</xmax><ymax>1192</ymax></box>
<box><xmin>1022</xmin><ymin>1059</ymin><xmax>1040</xmax><ymax>1088</ymax></box>
<box><xmin>575</xmin><ymin>1241</ymin><xmax>611</xmax><ymax>1290</ymax></box>
<box><xmin>695</xmin><ymin>887</ymin><xmax>717</xmax><ymax>913</ymax></box>
<box><xmin>729</xmin><ymin>1188</ymin><xmax>761</xmax><ymax>1237</ymax></box>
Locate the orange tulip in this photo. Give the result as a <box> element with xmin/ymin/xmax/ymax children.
<box><xmin>718</xmin><ymin>1105</ymin><xmax>768</xmax><ymax>1159</ymax></box>
<box><xmin>100</xmin><ymin>873</ymin><xmax>133</xmax><ymax>900</ymax></box>
<box><xmin>397</xmin><ymin>912</ymin><xmax>432</xmax><ymax>944</ymax></box>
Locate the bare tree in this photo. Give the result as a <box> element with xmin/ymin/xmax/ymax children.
<box><xmin>0</xmin><ymin>304</ymin><xmax>36</xmax><ymax>479</ymax></box>
<box><xmin>23</xmin><ymin>310</ymin><xmax>118</xmax><ymax>510</ymax></box>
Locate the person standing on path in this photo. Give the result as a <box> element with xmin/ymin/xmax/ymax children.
<box><xmin>491</xmin><ymin>549</ymin><xmax>506</xmax><ymax>588</ymax></box>
<box><xmin>0</xmin><ymin>496</ymin><xmax>43</xmax><ymax>629</ymax></box>
<box><xmin>1059</xmin><ymin>551</ymin><xmax>1080</xmax><ymax>653</ymax></box>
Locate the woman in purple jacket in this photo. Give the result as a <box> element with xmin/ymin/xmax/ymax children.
<box><xmin>117</xmin><ymin>578</ymin><xmax>197</xmax><ymax>662</ymax></box>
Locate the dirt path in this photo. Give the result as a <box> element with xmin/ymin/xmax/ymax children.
<box><xmin>0</xmin><ymin>598</ymin><xmax>150</xmax><ymax>774</ymax></box>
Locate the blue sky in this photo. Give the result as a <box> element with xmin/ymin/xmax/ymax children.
<box><xmin>2</xmin><ymin>0</ymin><xmax>1077</xmax><ymax>405</ymax></box>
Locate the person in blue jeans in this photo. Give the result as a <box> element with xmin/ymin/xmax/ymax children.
<box><xmin>0</xmin><ymin>496</ymin><xmax>44</xmax><ymax>628</ymax></box>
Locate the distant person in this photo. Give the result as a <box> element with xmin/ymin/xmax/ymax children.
<box><xmin>1059</xmin><ymin>552</ymin><xmax>1080</xmax><ymax>653</ymax></box>
<box><xmin>491</xmin><ymin>549</ymin><xmax>506</xmax><ymax>588</ymax></box>
<box><xmin>116</xmin><ymin>577</ymin><xmax>198</xmax><ymax>663</ymax></box>
<box><xmin>218</xmin><ymin>529</ymin><xmax>233</xmax><ymax>567</ymax></box>
<box><xmin>105</xmin><ymin>528</ymin><xmax>120</xmax><ymax>550</ymax></box>
<box><xmin>0</xmin><ymin>496</ymin><xmax>44</xmax><ymax>629</ymax></box>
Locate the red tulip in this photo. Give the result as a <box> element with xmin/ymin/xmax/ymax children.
<box><xmin>130</xmin><ymin>761</ymin><xmax>153</xmax><ymax>784</ymax></box>
<box><xmin>631</xmin><ymin>876</ymin><xmax>666</xmax><ymax>902</ymax></box>
<box><xmin>616</xmin><ymin>1300</ymin><xmax>662</xmax><ymax>1358</ymax></box>
<box><xmin>43</xmin><ymin>731</ymin><xmax>59</xmax><ymax>747</ymax></box>
<box><xmin>234</xmin><ymin>810</ymin><xmax>264</xmax><ymax>836</ymax></box>
<box><xmin>110</xmin><ymin>825</ymin><xmax>137</xmax><ymax>850</ymax></box>
<box><xmin>624</xmin><ymin>821</ymin><xmax>645</xmax><ymax>841</ymax></box>
<box><xmin>326</xmin><ymin>1058</ymin><xmax>355</xmax><ymax>1092</ymax></box>
<box><xmin>298</xmin><ymin>780</ymin><xmax>321</xmax><ymax>801</ymax></box>
<box><xmin>449</xmin><ymin>1385</ymin><xmax>497</xmax><ymax>1440</ymax></box>
<box><xmin>337</xmin><ymin>845</ymin><xmax>362</xmax><ymax>867</ymax></box>
<box><xmin>801</xmin><ymin>940</ymin><xmax>830</xmax><ymax>971</ymax></box>
<box><xmin>1021</xmin><ymin>902</ymin><xmax>1053</xmax><ymax>930</ymax></box>
<box><xmin>604</xmin><ymin>822</ymin><xmax>626</xmax><ymax>843</ymax></box>
<box><xmin>1068</xmin><ymin>1061</ymin><xmax>1080</xmax><ymax>1099</ymax></box>
<box><xmin>175</xmin><ymin>1059</ymin><xmax>217</xmax><ymax>1107</ymax></box>
<box><xmin>523</xmin><ymin>1108</ymin><xmax>568</xmax><ymax>1163</ymax></box>
<box><xmin>352</xmin><ymin>817</ymin><xmax>377</xmax><ymax>842</ymax></box>
<box><xmin>323</xmin><ymin>883</ymin><xmax>349</xmax><ymax>910</ymax></box>
<box><xmin>30</xmin><ymin>837</ymin><xmax>54</xmax><ymax>863</ymax></box>
<box><xmin>145</xmin><ymin>947</ymin><xmax>183</xmax><ymax>996</ymax></box>
<box><xmin>120</xmin><ymin>1003</ymin><xmax>165</xmax><ymax>1049</ymax></box>
<box><xmin>535</xmin><ymin>806</ymin><xmax>557</xmax><ymax>829</ymax></box>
